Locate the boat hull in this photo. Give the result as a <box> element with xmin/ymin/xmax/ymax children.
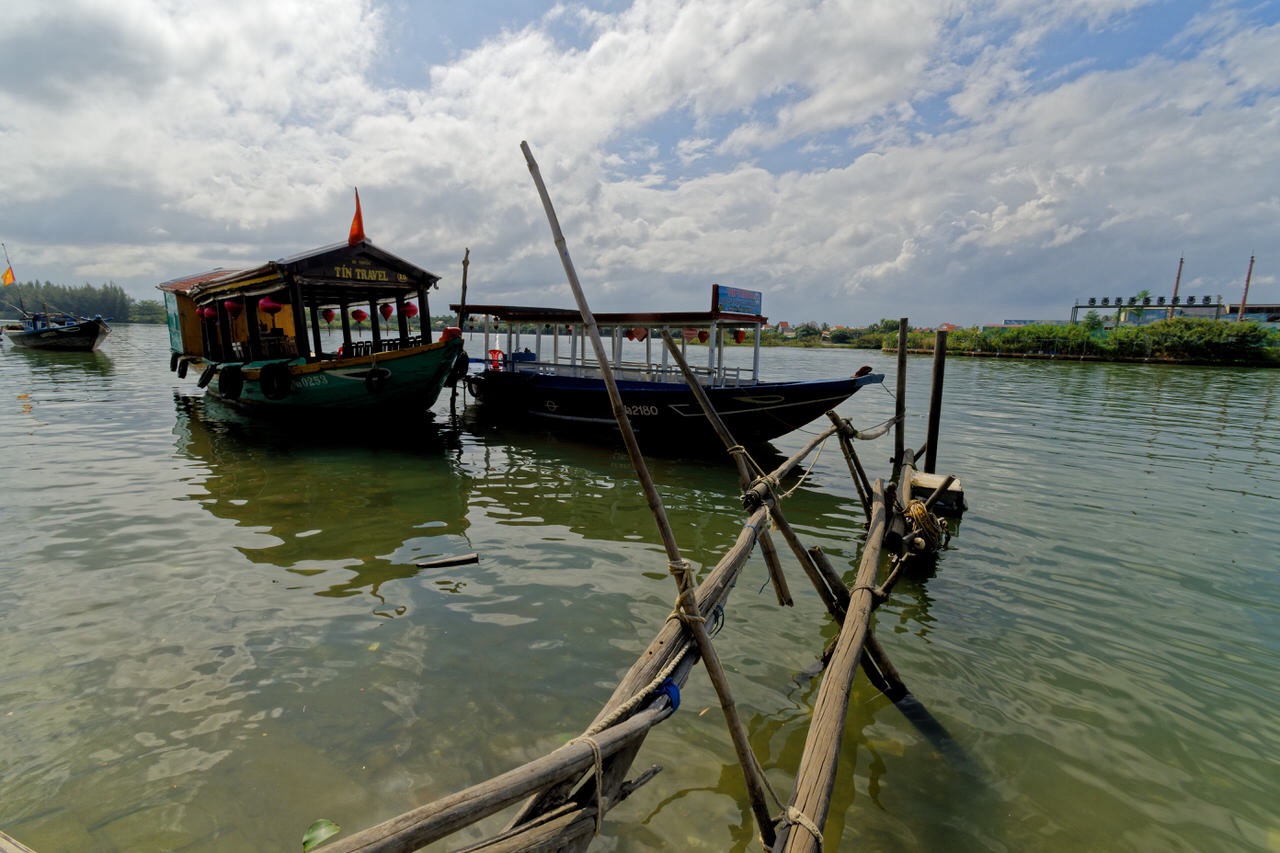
<box><xmin>198</xmin><ymin>337</ymin><xmax>466</xmax><ymax>416</ymax></box>
<box><xmin>465</xmin><ymin>370</ymin><xmax>883</xmax><ymax>446</ymax></box>
<box><xmin>5</xmin><ymin>318</ymin><xmax>111</xmax><ymax>352</ymax></box>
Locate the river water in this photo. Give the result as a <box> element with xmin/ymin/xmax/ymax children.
<box><xmin>1</xmin><ymin>324</ymin><xmax>1276</xmax><ymax>852</ymax></box>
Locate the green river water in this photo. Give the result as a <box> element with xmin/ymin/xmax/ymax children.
<box><xmin>1</xmin><ymin>323</ymin><xmax>1277</xmax><ymax>851</ymax></box>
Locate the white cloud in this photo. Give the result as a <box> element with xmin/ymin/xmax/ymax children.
<box><xmin>0</xmin><ymin>0</ymin><xmax>1275</xmax><ymax>324</ymax></box>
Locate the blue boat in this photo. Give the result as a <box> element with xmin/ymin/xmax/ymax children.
<box><xmin>3</xmin><ymin>312</ymin><xmax>111</xmax><ymax>351</ymax></box>
<box><xmin>453</xmin><ymin>286</ymin><xmax>884</xmax><ymax>448</ymax></box>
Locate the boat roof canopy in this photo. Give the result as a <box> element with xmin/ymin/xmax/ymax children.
<box><xmin>158</xmin><ymin>240</ymin><xmax>441</xmax><ymax>307</ymax></box>
<box><xmin>451</xmin><ymin>304</ymin><xmax>768</xmax><ymax>328</ymax></box>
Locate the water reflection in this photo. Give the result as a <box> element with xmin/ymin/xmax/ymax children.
<box><xmin>171</xmin><ymin>393</ymin><xmax>473</xmax><ymax>607</ymax></box>
<box><xmin>3</xmin><ymin>345</ymin><xmax>116</xmax><ymax>387</ymax></box>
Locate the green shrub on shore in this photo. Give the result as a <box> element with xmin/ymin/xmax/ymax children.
<box><xmin>893</xmin><ymin>318</ymin><xmax>1278</xmax><ymax>364</ymax></box>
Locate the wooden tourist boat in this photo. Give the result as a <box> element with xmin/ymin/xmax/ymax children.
<box><xmin>3</xmin><ymin>312</ymin><xmax>111</xmax><ymax>351</ymax></box>
<box><xmin>453</xmin><ymin>285</ymin><xmax>884</xmax><ymax>447</ymax></box>
<box><xmin>160</xmin><ymin>238</ymin><xmax>465</xmax><ymax>416</ymax></box>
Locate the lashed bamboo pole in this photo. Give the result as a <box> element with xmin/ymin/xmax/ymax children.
<box><xmin>336</xmin><ymin>506</ymin><xmax>768</xmax><ymax>853</ymax></box>
<box><xmin>774</xmin><ymin>480</ymin><xmax>888</xmax><ymax>853</ymax></box>
<box><xmin>519</xmin><ymin>141</ymin><xmax>776</xmax><ymax>845</ymax></box>
<box><xmin>325</xmin><ymin>704</ymin><xmax>671</xmax><ymax>853</ymax></box>
<box><xmin>825</xmin><ymin>412</ymin><xmax>873</xmax><ymax>520</ymax></box>
<box><xmin>659</xmin><ymin>329</ymin><xmax>792</xmax><ymax>606</ymax></box>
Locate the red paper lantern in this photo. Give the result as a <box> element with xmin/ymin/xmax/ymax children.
<box><xmin>734</xmin><ymin>329</ymin><xmax>747</xmax><ymax>344</ymax></box>
<box><xmin>259</xmin><ymin>296</ymin><xmax>282</xmax><ymax>316</ymax></box>
<box><xmin>403</xmin><ymin>302</ymin><xmax>419</xmax><ymax>319</ymax></box>
<box><xmin>633</xmin><ymin>327</ymin><xmax>648</xmax><ymax>342</ymax></box>
<box><xmin>201</xmin><ymin>306</ymin><xmax>218</xmax><ymax>320</ymax></box>
<box><xmin>697</xmin><ymin>330</ymin><xmax>710</xmax><ymax>343</ymax></box>
<box><xmin>625</xmin><ymin>329</ymin><xmax>635</xmax><ymax>341</ymax></box>
<box><xmin>351</xmin><ymin>308</ymin><xmax>369</xmax><ymax>324</ymax></box>
<box><xmin>223</xmin><ymin>300</ymin><xmax>243</xmax><ymax>319</ymax></box>
<box><xmin>321</xmin><ymin>308</ymin><xmax>335</xmax><ymax>324</ymax></box>
<box><xmin>379</xmin><ymin>303</ymin><xmax>394</xmax><ymax>321</ymax></box>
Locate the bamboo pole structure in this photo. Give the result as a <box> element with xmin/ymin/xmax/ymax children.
<box><xmin>658</xmin><ymin>329</ymin><xmax>792</xmax><ymax>606</ymax></box>
<box><xmin>518</xmin><ymin>141</ymin><xmax>776</xmax><ymax>845</ymax></box>
<box><xmin>774</xmin><ymin>481</ymin><xmax>888</xmax><ymax>853</ymax></box>
<box><xmin>318</xmin><ymin>162</ymin><xmax>964</xmax><ymax>853</ymax></box>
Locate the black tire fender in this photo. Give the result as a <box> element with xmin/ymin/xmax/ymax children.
<box><xmin>177</xmin><ymin>358</ymin><xmax>189</xmax><ymax>379</ymax></box>
<box><xmin>218</xmin><ymin>364</ymin><xmax>245</xmax><ymax>400</ymax></box>
<box><xmin>197</xmin><ymin>364</ymin><xmax>217</xmax><ymax>388</ymax></box>
<box><xmin>365</xmin><ymin>366</ymin><xmax>391</xmax><ymax>394</ymax></box>
<box><xmin>445</xmin><ymin>349</ymin><xmax>469</xmax><ymax>387</ymax></box>
<box><xmin>259</xmin><ymin>361</ymin><xmax>293</xmax><ymax>400</ymax></box>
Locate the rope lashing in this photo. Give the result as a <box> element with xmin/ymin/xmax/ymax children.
<box><xmin>782</xmin><ymin>806</ymin><xmax>824</xmax><ymax>849</ymax></box>
<box><xmin>905</xmin><ymin>498</ymin><xmax>948</xmax><ymax>551</ymax></box>
<box><xmin>667</xmin><ymin>558</ymin><xmax>705</xmax><ymax>627</ymax></box>
<box><xmin>568</xmin><ymin>734</ymin><xmax>605</xmax><ymax>836</ymax></box>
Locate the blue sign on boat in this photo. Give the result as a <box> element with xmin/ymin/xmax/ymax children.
<box><xmin>712</xmin><ymin>284</ymin><xmax>763</xmax><ymax>315</ymax></box>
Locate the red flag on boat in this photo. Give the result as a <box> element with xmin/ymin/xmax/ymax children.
<box><xmin>348</xmin><ymin>188</ymin><xmax>365</xmax><ymax>245</ymax></box>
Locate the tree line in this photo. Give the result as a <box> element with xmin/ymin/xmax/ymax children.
<box><xmin>900</xmin><ymin>318</ymin><xmax>1278</xmax><ymax>365</ymax></box>
<box><xmin>2</xmin><ymin>280</ymin><xmax>135</xmax><ymax>321</ymax></box>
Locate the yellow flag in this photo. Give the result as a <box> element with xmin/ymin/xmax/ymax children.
<box><xmin>1</xmin><ymin>266</ymin><xmax>13</xmax><ymax>286</ymax></box>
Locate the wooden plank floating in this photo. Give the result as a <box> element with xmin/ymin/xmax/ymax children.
<box><xmin>316</xmin><ymin>147</ymin><xmax>968</xmax><ymax>852</ymax></box>
<box><xmin>413</xmin><ymin>552</ymin><xmax>479</xmax><ymax>568</ymax></box>
<box><xmin>910</xmin><ymin>471</ymin><xmax>967</xmax><ymax>517</ymax></box>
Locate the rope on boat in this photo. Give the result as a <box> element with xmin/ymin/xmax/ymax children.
<box><xmin>905</xmin><ymin>498</ymin><xmax>948</xmax><ymax>551</ymax></box>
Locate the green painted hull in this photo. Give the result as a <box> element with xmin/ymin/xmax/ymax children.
<box><xmin>202</xmin><ymin>337</ymin><xmax>465</xmax><ymax>414</ymax></box>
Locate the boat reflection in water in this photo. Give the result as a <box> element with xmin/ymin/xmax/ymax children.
<box><xmin>171</xmin><ymin>393</ymin><xmax>472</xmax><ymax>609</ymax></box>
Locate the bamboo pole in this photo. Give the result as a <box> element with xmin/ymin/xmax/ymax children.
<box><xmin>775</xmin><ymin>480</ymin><xmax>888</xmax><ymax>853</ymax></box>
<box><xmin>826</xmin><ymin>413</ymin><xmax>871</xmax><ymax>521</ymax></box>
<box><xmin>520</xmin><ymin>141</ymin><xmax>776</xmax><ymax>845</ymax></box>
<box><xmin>325</xmin><ymin>704</ymin><xmax>671</xmax><ymax>852</ymax></box>
<box><xmin>659</xmin><ymin>330</ymin><xmax>792</xmax><ymax>606</ymax></box>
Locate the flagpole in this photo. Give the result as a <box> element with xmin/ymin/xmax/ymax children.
<box><xmin>2</xmin><ymin>242</ymin><xmax>16</xmax><ymax>290</ymax></box>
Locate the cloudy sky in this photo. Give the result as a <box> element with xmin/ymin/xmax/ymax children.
<box><xmin>1</xmin><ymin>0</ymin><xmax>1276</xmax><ymax>326</ymax></box>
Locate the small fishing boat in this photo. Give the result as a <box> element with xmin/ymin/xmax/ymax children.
<box><xmin>159</xmin><ymin>236</ymin><xmax>466</xmax><ymax>417</ymax></box>
<box><xmin>3</xmin><ymin>311</ymin><xmax>111</xmax><ymax>351</ymax></box>
<box><xmin>453</xmin><ymin>285</ymin><xmax>884</xmax><ymax>447</ymax></box>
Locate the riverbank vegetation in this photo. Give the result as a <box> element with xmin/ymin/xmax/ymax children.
<box><xmin>1</xmin><ymin>280</ymin><xmax>132</xmax><ymax>321</ymax></box>
<box><xmin>909</xmin><ymin>318</ymin><xmax>1278</xmax><ymax>365</ymax></box>
<box><xmin>755</xmin><ymin>317</ymin><xmax>1278</xmax><ymax>366</ymax></box>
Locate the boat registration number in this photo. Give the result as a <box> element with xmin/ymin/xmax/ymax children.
<box><xmin>624</xmin><ymin>404</ymin><xmax>658</xmax><ymax>417</ymax></box>
<box><xmin>296</xmin><ymin>375</ymin><xmax>329</xmax><ymax>388</ymax></box>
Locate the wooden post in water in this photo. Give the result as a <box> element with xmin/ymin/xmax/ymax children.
<box><xmin>924</xmin><ymin>329</ymin><xmax>947</xmax><ymax>474</ymax></box>
<box><xmin>894</xmin><ymin>318</ymin><xmax>908</xmax><ymax>470</ymax></box>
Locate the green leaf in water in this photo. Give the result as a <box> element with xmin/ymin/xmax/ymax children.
<box><xmin>302</xmin><ymin>818</ymin><xmax>341</xmax><ymax>851</ymax></box>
